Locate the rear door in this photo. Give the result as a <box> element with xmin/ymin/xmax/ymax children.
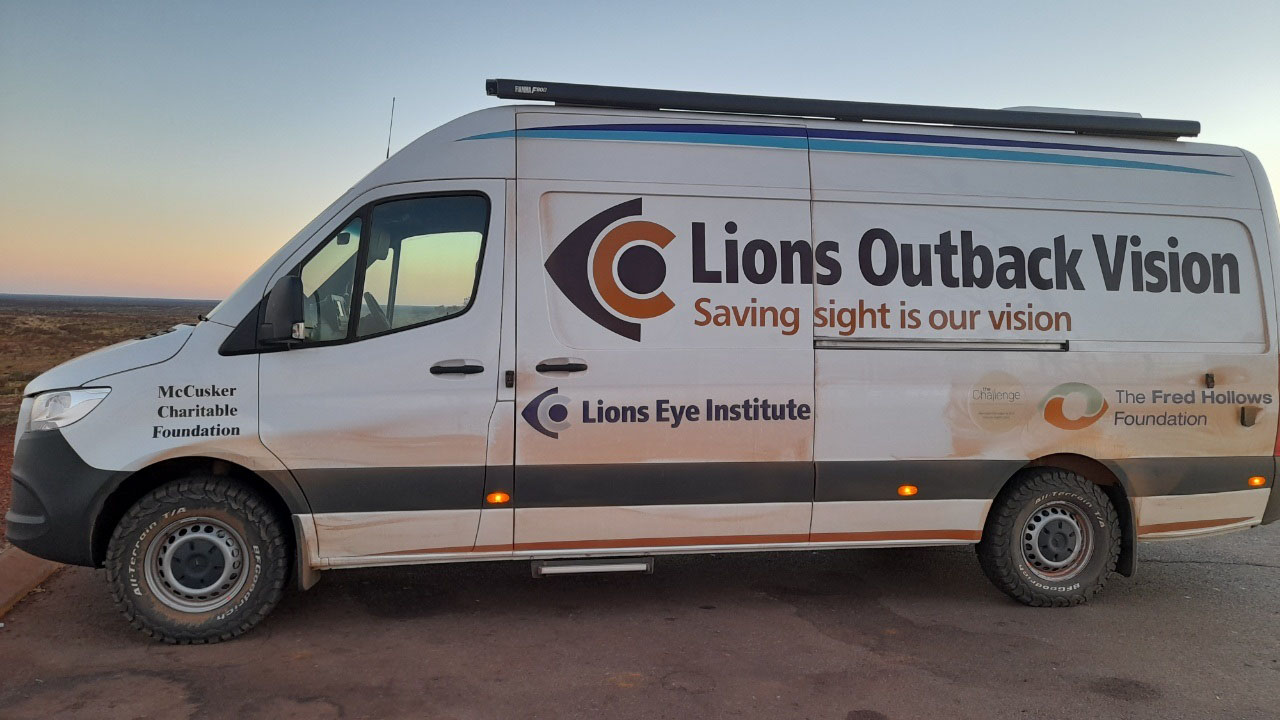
<box><xmin>512</xmin><ymin>113</ymin><xmax>815</xmax><ymax>552</ymax></box>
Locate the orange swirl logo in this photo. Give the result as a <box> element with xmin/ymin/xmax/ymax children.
<box><xmin>546</xmin><ymin>198</ymin><xmax>675</xmax><ymax>341</ymax></box>
<box><xmin>1040</xmin><ymin>382</ymin><xmax>1109</xmax><ymax>430</ymax></box>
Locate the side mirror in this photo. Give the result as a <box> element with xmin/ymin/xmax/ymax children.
<box><xmin>260</xmin><ymin>275</ymin><xmax>305</xmax><ymax>345</ymax></box>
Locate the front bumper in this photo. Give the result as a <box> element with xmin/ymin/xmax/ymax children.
<box><xmin>6</xmin><ymin>428</ymin><xmax>121</xmax><ymax>566</ymax></box>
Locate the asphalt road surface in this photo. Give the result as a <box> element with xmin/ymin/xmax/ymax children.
<box><xmin>2</xmin><ymin>526</ymin><xmax>1278</xmax><ymax>720</ymax></box>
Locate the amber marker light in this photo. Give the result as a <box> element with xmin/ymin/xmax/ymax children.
<box><xmin>898</xmin><ymin>485</ymin><xmax>919</xmax><ymax>497</ymax></box>
<box><xmin>486</xmin><ymin>492</ymin><xmax>511</xmax><ymax>504</ymax></box>
<box><xmin>1248</xmin><ymin>476</ymin><xmax>1266</xmax><ymax>488</ymax></box>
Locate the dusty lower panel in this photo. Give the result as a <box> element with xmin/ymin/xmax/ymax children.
<box><xmin>810</xmin><ymin>499</ymin><xmax>990</xmax><ymax>543</ymax></box>
<box><xmin>1135</xmin><ymin>488</ymin><xmax>1269</xmax><ymax>538</ymax></box>
<box><xmin>513</xmin><ymin>502</ymin><xmax>811</xmax><ymax>548</ymax></box>
<box><xmin>313</xmin><ymin>509</ymin><xmax>482</xmax><ymax>558</ymax></box>
<box><xmin>474</xmin><ymin>508</ymin><xmax>514</xmax><ymax>551</ymax></box>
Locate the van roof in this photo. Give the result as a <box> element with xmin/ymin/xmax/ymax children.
<box><xmin>487</xmin><ymin>79</ymin><xmax>1200</xmax><ymax>140</ymax></box>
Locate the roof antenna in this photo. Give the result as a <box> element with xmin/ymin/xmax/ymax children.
<box><xmin>385</xmin><ymin>97</ymin><xmax>396</xmax><ymax>160</ymax></box>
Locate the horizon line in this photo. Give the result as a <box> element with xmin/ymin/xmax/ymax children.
<box><xmin>0</xmin><ymin>292</ymin><xmax>218</xmax><ymax>303</ymax></box>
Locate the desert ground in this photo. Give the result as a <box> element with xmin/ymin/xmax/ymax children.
<box><xmin>0</xmin><ymin>294</ymin><xmax>214</xmax><ymax>530</ymax></box>
<box><xmin>2</xmin><ymin>530</ymin><xmax>1278</xmax><ymax>719</ymax></box>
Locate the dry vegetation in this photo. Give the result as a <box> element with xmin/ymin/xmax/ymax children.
<box><xmin>2</xmin><ymin>295</ymin><xmax>215</xmax><ymax>529</ymax></box>
<box><xmin>1</xmin><ymin>295</ymin><xmax>215</xmax><ymax>424</ymax></box>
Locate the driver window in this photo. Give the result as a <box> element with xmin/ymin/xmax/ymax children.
<box><xmin>358</xmin><ymin>195</ymin><xmax>487</xmax><ymax>337</ymax></box>
<box><xmin>299</xmin><ymin>218</ymin><xmax>361</xmax><ymax>342</ymax></box>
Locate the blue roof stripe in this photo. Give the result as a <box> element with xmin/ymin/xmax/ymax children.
<box><xmin>459</xmin><ymin>128</ymin><xmax>1227</xmax><ymax>176</ymax></box>
<box><xmin>530</xmin><ymin>123</ymin><xmax>806</xmax><ymax>138</ymax></box>
<box><xmin>491</xmin><ymin>128</ymin><xmax>809</xmax><ymax>149</ymax></box>
<box><xmin>808</xmin><ymin>139</ymin><xmax>1225</xmax><ymax>175</ymax></box>
<box><xmin>474</xmin><ymin>123</ymin><xmax>1230</xmax><ymax>158</ymax></box>
<box><xmin>811</xmin><ymin>128</ymin><xmax>1228</xmax><ymax>158</ymax></box>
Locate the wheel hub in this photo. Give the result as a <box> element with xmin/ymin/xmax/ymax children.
<box><xmin>167</xmin><ymin>536</ymin><xmax>226</xmax><ymax>591</ymax></box>
<box><xmin>1022</xmin><ymin>501</ymin><xmax>1093</xmax><ymax>580</ymax></box>
<box><xmin>144</xmin><ymin>517</ymin><xmax>248</xmax><ymax>613</ymax></box>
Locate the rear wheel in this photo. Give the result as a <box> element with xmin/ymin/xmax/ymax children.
<box><xmin>977</xmin><ymin>468</ymin><xmax>1120</xmax><ymax>606</ymax></box>
<box><xmin>105</xmin><ymin>476</ymin><xmax>289</xmax><ymax>643</ymax></box>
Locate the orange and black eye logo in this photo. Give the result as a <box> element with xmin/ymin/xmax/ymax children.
<box><xmin>546</xmin><ymin>198</ymin><xmax>675</xmax><ymax>341</ymax></box>
<box><xmin>1040</xmin><ymin>383</ymin><xmax>1109</xmax><ymax>430</ymax></box>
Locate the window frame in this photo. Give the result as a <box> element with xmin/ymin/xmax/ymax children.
<box><xmin>296</xmin><ymin>215</ymin><xmax>364</xmax><ymax>345</ymax></box>
<box><xmin>271</xmin><ymin>190</ymin><xmax>492</xmax><ymax>351</ymax></box>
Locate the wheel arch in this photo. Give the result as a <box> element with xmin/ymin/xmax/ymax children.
<box><xmin>91</xmin><ymin>456</ymin><xmax>308</xmax><ymax>568</ymax></box>
<box><xmin>986</xmin><ymin>453</ymin><xmax>1137</xmax><ymax>577</ymax></box>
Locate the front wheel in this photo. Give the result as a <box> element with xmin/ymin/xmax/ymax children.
<box><xmin>977</xmin><ymin>468</ymin><xmax>1120</xmax><ymax>606</ymax></box>
<box><xmin>105</xmin><ymin>476</ymin><xmax>289</xmax><ymax>643</ymax></box>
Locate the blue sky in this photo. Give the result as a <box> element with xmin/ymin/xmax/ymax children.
<box><xmin>1</xmin><ymin>0</ymin><xmax>1277</xmax><ymax>298</ymax></box>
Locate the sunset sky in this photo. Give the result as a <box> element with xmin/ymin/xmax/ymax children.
<box><xmin>2</xmin><ymin>1</ymin><xmax>1278</xmax><ymax>300</ymax></box>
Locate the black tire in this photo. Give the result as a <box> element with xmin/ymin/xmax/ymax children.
<box><xmin>976</xmin><ymin>468</ymin><xmax>1120</xmax><ymax>607</ymax></box>
<box><xmin>104</xmin><ymin>476</ymin><xmax>289</xmax><ymax>643</ymax></box>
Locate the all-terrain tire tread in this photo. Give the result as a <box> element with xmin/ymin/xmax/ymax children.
<box><xmin>976</xmin><ymin>468</ymin><xmax>1120</xmax><ymax>607</ymax></box>
<box><xmin>104</xmin><ymin>476</ymin><xmax>289</xmax><ymax>644</ymax></box>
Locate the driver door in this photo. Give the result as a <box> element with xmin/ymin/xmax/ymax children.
<box><xmin>259</xmin><ymin>180</ymin><xmax>506</xmax><ymax>560</ymax></box>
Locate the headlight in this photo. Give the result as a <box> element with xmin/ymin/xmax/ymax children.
<box><xmin>28</xmin><ymin>388</ymin><xmax>111</xmax><ymax>432</ymax></box>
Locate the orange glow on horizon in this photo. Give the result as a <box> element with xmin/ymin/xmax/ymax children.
<box><xmin>1</xmin><ymin>188</ymin><xmax>300</xmax><ymax>300</ymax></box>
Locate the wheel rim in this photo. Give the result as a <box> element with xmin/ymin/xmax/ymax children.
<box><xmin>1021</xmin><ymin>500</ymin><xmax>1094</xmax><ymax>581</ymax></box>
<box><xmin>143</xmin><ymin>516</ymin><xmax>248</xmax><ymax>613</ymax></box>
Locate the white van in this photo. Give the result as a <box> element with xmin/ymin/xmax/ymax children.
<box><xmin>9</xmin><ymin>80</ymin><xmax>1278</xmax><ymax>643</ymax></box>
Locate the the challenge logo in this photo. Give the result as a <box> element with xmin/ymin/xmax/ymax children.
<box><xmin>547</xmin><ymin>198</ymin><xmax>675</xmax><ymax>341</ymax></box>
<box><xmin>1039</xmin><ymin>382</ymin><xmax>1109</xmax><ymax>430</ymax></box>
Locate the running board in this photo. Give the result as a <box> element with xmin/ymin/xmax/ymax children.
<box><xmin>531</xmin><ymin>557</ymin><xmax>655</xmax><ymax>577</ymax></box>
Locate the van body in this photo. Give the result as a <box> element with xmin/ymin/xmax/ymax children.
<box><xmin>9</xmin><ymin>81</ymin><xmax>1279</xmax><ymax>641</ymax></box>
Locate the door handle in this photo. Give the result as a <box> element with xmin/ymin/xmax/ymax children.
<box><xmin>430</xmin><ymin>359</ymin><xmax>485</xmax><ymax>375</ymax></box>
<box><xmin>536</xmin><ymin>357</ymin><xmax>588</xmax><ymax>373</ymax></box>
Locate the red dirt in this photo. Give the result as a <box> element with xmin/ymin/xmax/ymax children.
<box><xmin>1</xmin><ymin>423</ymin><xmax>13</xmax><ymax>546</ymax></box>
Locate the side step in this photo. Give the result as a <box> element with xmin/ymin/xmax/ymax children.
<box><xmin>531</xmin><ymin>557</ymin><xmax>655</xmax><ymax>578</ymax></box>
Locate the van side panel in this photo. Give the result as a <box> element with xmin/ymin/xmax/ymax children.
<box><xmin>811</xmin><ymin>138</ymin><xmax>1275</xmax><ymax>540</ymax></box>
<box><xmin>511</xmin><ymin>112</ymin><xmax>816</xmax><ymax>549</ymax></box>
